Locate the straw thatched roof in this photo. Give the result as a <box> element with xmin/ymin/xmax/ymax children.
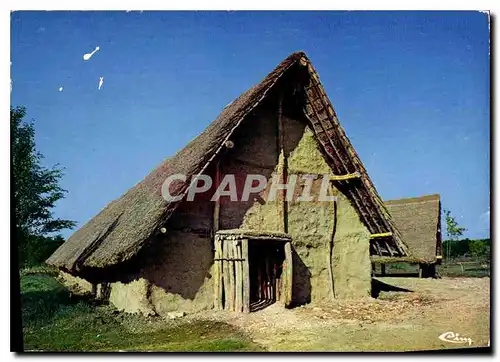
<box><xmin>47</xmin><ymin>51</ymin><xmax>409</xmax><ymax>273</ymax></box>
<box><xmin>384</xmin><ymin>194</ymin><xmax>442</xmax><ymax>263</ymax></box>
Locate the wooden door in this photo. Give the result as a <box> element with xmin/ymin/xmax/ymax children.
<box><xmin>214</xmin><ymin>236</ymin><xmax>248</xmax><ymax>312</ymax></box>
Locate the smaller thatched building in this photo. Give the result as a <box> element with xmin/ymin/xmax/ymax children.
<box><xmin>372</xmin><ymin>194</ymin><xmax>442</xmax><ymax>278</ymax></box>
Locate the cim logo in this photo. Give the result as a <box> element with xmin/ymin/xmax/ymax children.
<box><xmin>438</xmin><ymin>331</ymin><xmax>473</xmax><ymax>346</ymax></box>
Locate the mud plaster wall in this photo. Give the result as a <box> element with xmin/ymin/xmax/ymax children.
<box><xmin>290</xmin><ymin>127</ymin><xmax>371</xmax><ymax>300</ymax></box>
<box><xmin>108</xmin><ymin>187</ymin><xmax>216</xmax><ymax>316</ymax></box>
<box><xmin>240</xmin><ymin>121</ymin><xmax>371</xmax><ymax>303</ymax></box>
<box><xmin>219</xmin><ymin>107</ymin><xmax>280</xmax><ymax>230</ymax></box>
<box><xmin>288</xmin><ymin>126</ymin><xmax>371</xmax><ymax>301</ymax></box>
<box><xmin>59</xmin><ymin>271</ymin><xmax>93</xmax><ymax>294</ymax></box>
<box><xmin>331</xmin><ymin>192</ymin><xmax>371</xmax><ymax>299</ymax></box>
<box><xmin>83</xmin><ymin>232</ymin><xmax>215</xmax><ymax>317</ymax></box>
<box><xmin>60</xmin><ymin>178</ymin><xmax>216</xmax><ymax>317</ymax></box>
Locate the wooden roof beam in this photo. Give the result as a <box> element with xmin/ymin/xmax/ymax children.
<box><xmin>370</xmin><ymin>232</ymin><xmax>393</xmax><ymax>239</ymax></box>
<box><xmin>329</xmin><ymin>172</ymin><xmax>361</xmax><ymax>181</ymax></box>
<box><xmin>304</xmin><ymin>86</ymin><xmax>385</xmax><ymax>234</ymax></box>
<box><xmin>303</xmin><ymin>101</ymin><xmax>379</xmax><ymax>233</ymax></box>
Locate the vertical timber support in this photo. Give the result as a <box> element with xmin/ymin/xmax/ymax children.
<box><xmin>381</xmin><ymin>263</ymin><xmax>386</xmax><ymax>276</ymax></box>
<box><xmin>235</xmin><ymin>240</ymin><xmax>243</xmax><ymax>312</ymax></box>
<box><xmin>283</xmin><ymin>241</ymin><xmax>293</xmax><ymax>307</ymax></box>
<box><xmin>241</xmin><ymin>239</ymin><xmax>250</xmax><ymax>313</ymax></box>
<box><xmin>212</xmin><ymin>161</ymin><xmax>222</xmax><ymax>310</ymax></box>
<box><xmin>213</xmin><ymin>235</ymin><xmax>223</xmax><ymax>310</ymax></box>
<box><xmin>227</xmin><ymin>240</ymin><xmax>235</xmax><ymax>311</ymax></box>
<box><xmin>222</xmin><ymin>239</ymin><xmax>230</xmax><ymax>311</ymax></box>
<box><xmin>277</xmin><ymin>93</ymin><xmax>288</xmax><ymax>234</ymax></box>
<box><xmin>213</xmin><ymin>160</ymin><xmax>221</xmax><ymax>233</ymax></box>
<box><xmin>91</xmin><ymin>283</ymin><xmax>97</xmax><ymax>298</ymax></box>
<box><xmin>277</xmin><ymin>93</ymin><xmax>292</xmax><ymax>307</ymax></box>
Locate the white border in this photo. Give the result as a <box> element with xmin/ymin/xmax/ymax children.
<box><xmin>2</xmin><ymin>3</ymin><xmax>496</xmax><ymax>361</ymax></box>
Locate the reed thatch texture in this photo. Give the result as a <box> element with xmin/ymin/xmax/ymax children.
<box><xmin>384</xmin><ymin>194</ymin><xmax>442</xmax><ymax>263</ymax></box>
<box><xmin>47</xmin><ymin>51</ymin><xmax>409</xmax><ymax>273</ymax></box>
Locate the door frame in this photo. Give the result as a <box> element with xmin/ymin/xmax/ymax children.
<box><xmin>214</xmin><ymin>230</ymin><xmax>293</xmax><ymax>313</ymax></box>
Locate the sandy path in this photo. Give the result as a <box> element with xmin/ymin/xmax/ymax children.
<box><xmin>188</xmin><ymin>277</ymin><xmax>490</xmax><ymax>351</ymax></box>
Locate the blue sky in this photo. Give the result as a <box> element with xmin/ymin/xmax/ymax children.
<box><xmin>11</xmin><ymin>11</ymin><xmax>490</xmax><ymax>239</ymax></box>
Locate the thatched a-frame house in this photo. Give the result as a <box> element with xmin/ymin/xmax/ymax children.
<box><xmin>372</xmin><ymin>194</ymin><xmax>442</xmax><ymax>278</ymax></box>
<box><xmin>48</xmin><ymin>52</ymin><xmax>409</xmax><ymax>315</ymax></box>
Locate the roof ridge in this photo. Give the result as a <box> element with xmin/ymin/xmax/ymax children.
<box><xmin>385</xmin><ymin>194</ymin><xmax>441</xmax><ymax>205</ymax></box>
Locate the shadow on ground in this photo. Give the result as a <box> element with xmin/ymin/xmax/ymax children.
<box><xmin>371</xmin><ymin>278</ymin><xmax>413</xmax><ymax>298</ymax></box>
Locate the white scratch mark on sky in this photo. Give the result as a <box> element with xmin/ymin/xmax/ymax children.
<box><xmin>480</xmin><ymin>209</ymin><xmax>490</xmax><ymax>223</ymax></box>
<box><xmin>98</xmin><ymin>77</ymin><xmax>104</xmax><ymax>90</ymax></box>
<box><xmin>83</xmin><ymin>46</ymin><xmax>100</xmax><ymax>61</ymax></box>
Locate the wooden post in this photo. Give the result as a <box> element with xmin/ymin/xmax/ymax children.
<box><xmin>283</xmin><ymin>241</ymin><xmax>293</xmax><ymax>307</ymax></box>
<box><xmin>277</xmin><ymin>94</ymin><xmax>288</xmax><ymax>234</ymax></box>
<box><xmin>213</xmin><ymin>236</ymin><xmax>223</xmax><ymax>310</ymax></box>
<box><xmin>242</xmin><ymin>239</ymin><xmax>250</xmax><ymax>313</ymax></box>
<box><xmin>276</xmin><ymin>277</ymin><xmax>281</xmax><ymax>301</ymax></box>
<box><xmin>213</xmin><ymin>161</ymin><xmax>220</xmax><ymax>233</ymax></box>
<box><xmin>257</xmin><ymin>267</ymin><xmax>262</xmax><ymax>301</ymax></box>
<box><xmin>418</xmin><ymin>264</ymin><xmax>423</xmax><ymax>278</ymax></box>
<box><xmin>381</xmin><ymin>263</ymin><xmax>386</xmax><ymax>276</ymax></box>
<box><xmin>212</xmin><ymin>162</ymin><xmax>221</xmax><ymax>309</ymax></box>
<box><xmin>222</xmin><ymin>239</ymin><xmax>230</xmax><ymax>311</ymax></box>
<box><xmin>430</xmin><ymin>264</ymin><xmax>436</xmax><ymax>278</ymax></box>
<box><xmin>235</xmin><ymin>240</ymin><xmax>243</xmax><ymax>312</ymax></box>
<box><xmin>264</xmin><ymin>255</ymin><xmax>270</xmax><ymax>301</ymax></box>
<box><xmin>273</xmin><ymin>262</ymin><xmax>278</xmax><ymax>302</ymax></box>
<box><xmin>227</xmin><ymin>240</ymin><xmax>235</xmax><ymax>311</ymax></box>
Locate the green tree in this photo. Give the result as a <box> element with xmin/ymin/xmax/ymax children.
<box><xmin>11</xmin><ymin>106</ymin><xmax>75</xmax><ymax>266</ymax></box>
<box><xmin>443</xmin><ymin>209</ymin><xmax>466</xmax><ymax>262</ymax></box>
<box><xmin>442</xmin><ymin>238</ymin><xmax>470</xmax><ymax>258</ymax></box>
<box><xmin>468</xmin><ymin>239</ymin><xmax>490</xmax><ymax>260</ymax></box>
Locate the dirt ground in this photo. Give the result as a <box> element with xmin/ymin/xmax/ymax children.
<box><xmin>186</xmin><ymin>277</ymin><xmax>490</xmax><ymax>351</ymax></box>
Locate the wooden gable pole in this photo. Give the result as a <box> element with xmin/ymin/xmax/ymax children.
<box><xmin>277</xmin><ymin>93</ymin><xmax>293</xmax><ymax>307</ymax></box>
<box><xmin>277</xmin><ymin>93</ymin><xmax>288</xmax><ymax>233</ymax></box>
<box><xmin>213</xmin><ymin>160</ymin><xmax>221</xmax><ymax>233</ymax></box>
<box><xmin>212</xmin><ymin>161</ymin><xmax>222</xmax><ymax>310</ymax></box>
